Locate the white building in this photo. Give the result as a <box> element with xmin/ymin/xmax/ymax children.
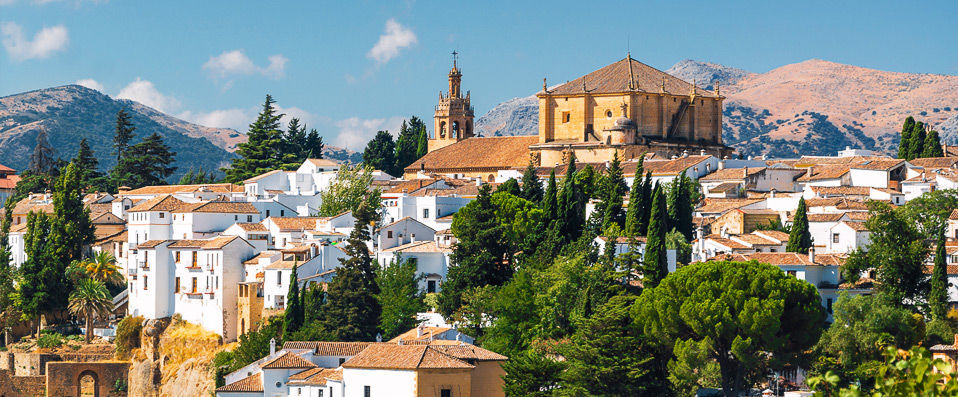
<box><xmin>377</xmin><ymin>241</ymin><xmax>451</xmax><ymax>294</ymax></box>
<box><xmin>825</xmin><ymin>221</ymin><xmax>871</xmax><ymax>254</ymax></box>
<box><xmin>262</xmin><ymin>244</ymin><xmax>348</xmax><ymax>309</ymax></box>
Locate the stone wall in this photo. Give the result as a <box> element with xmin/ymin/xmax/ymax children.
<box><xmin>0</xmin><ymin>369</ymin><xmax>45</xmax><ymax>397</ymax></box>
<box><xmin>45</xmin><ymin>361</ymin><xmax>130</xmax><ymax>397</ymax></box>
<box><xmin>0</xmin><ymin>351</ymin><xmax>115</xmax><ymax>376</ymax></box>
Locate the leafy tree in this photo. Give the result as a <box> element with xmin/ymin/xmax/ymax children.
<box><xmin>177</xmin><ymin>168</ymin><xmax>217</xmax><ymax>185</ymax></box>
<box><xmin>363</xmin><ymin>131</ymin><xmax>398</xmax><ymax>177</ymax></box>
<box><xmin>113</xmin><ymin>108</ymin><xmax>136</xmax><ymax>164</ymax></box>
<box><xmin>897</xmin><ymin>116</ymin><xmax>915</xmax><ymax>160</ymax></box>
<box><xmin>16</xmin><ymin>212</ymin><xmax>61</xmax><ymax>336</ymax></box>
<box><xmin>449</xmin><ymin>191</ymin><xmax>545</xmax><ymax>252</ymax></box>
<box><xmin>814</xmin><ymin>346</ymin><xmax>958</xmax><ymax>396</ymax></box>
<box><xmin>560</xmin><ymin>294</ymin><xmax>669</xmax><ymax>396</ymax></box>
<box><xmin>375</xmin><ymin>256</ymin><xmax>424</xmax><ymax>339</ymax></box>
<box><xmin>624</xmin><ymin>158</ymin><xmax>646</xmax><ymax>236</ymax></box>
<box><xmin>635</xmin><ymin>260</ymin><xmax>826</xmax><ymax>397</ymax></box>
<box><xmin>438</xmin><ymin>184</ymin><xmax>510</xmax><ymax>317</ymax></box>
<box><xmin>541</xmin><ymin>170</ymin><xmax>558</xmax><ymax>222</ymax></box>
<box><xmin>0</xmin><ymin>246</ymin><xmax>17</xmax><ymax>346</ymax></box>
<box><xmin>502</xmin><ymin>350</ymin><xmax>565</xmax><ymax>397</ymax></box>
<box><xmin>68</xmin><ymin>278</ymin><xmax>112</xmax><ymax>343</ymax></box>
<box><xmin>929</xmin><ymin>228</ymin><xmax>948</xmax><ymax>320</ymax></box>
<box><xmin>283</xmin><ymin>265</ymin><xmax>303</xmax><ymax>339</ymax></box>
<box><xmin>496</xmin><ymin>178</ymin><xmax>521</xmax><ymax>196</ymax></box>
<box><xmin>923</xmin><ymin>129</ymin><xmax>944</xmax><ymax>158</ymax></box>
<box><xmin>113</xmin><ymin>132</ymin><xmax>177</xmax><ymax>188</ymax></box>
<box><xmin>480</xmin><ymin>270</ymin><xmax>539</xmax><ymax>357</ymax></box>
<box><xmin>643</xmin><ymin>183</ymin><xmax>668</xmax><ymax>288</ymax></box>
<box><xmin>787</xmin><ymin>197</ymin><xmax>812</xmax><ymax>253</ymax></box>
<box><xmin>520</xmin><ymin>162</ymin><xmax>543</xmax><ymax>203</ymax></box>
<box><xmin>898</xmin><ymin>189</ymin><xmax>958</xmax><ymax>235</ymax></box>
<box><xmin>318</xmin><ymin>200</ymin><xmax>381</xmax><ymax>341</ymax></box>
<box><xmin>52</xmin><ymin>163</ymin><xmax>96</xmax><ymax>264</ymax></box>
<box><xmin>316</xmin><ymin>164</ymin><xmax>381</xmax><ymax>217</ymax></box>
<box><xmin>231</xmin><ymin>314</ymin><xmax>285</xmax><ymax>370</ymax></box>
<box><xmin>907</xmin><ymin>122</ymin><xmax>926</xmax><ymax>161</ymax></box>
<box><xmin>224</xmin><ymin>95</ymin><xmax>286</xmax><ymax>183</ymax></box>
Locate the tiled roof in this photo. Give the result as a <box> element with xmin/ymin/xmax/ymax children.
<box><xmin>908</xmin><ymin>157</ymin><xmax>958</xmax><ymax>169</ymax></box>
<box><xmin>128</xmin><ymin>195</ymin><xmax>186</xmax><ymax>212</ymax></box>
<box><xmin>234</xmin><ymin>222</ymin><xmax>268</xmax><ymax>232</ymax></box>
<box><xmin>840</xmin><ymin>221</ymin><xmax>870</xmax><ymax>232</ymax></box>
<box><xmin>629</xmin><ymin>156</ymin><xmax>711</xmax><ymax>176</ymax></box>
<box><xmin>796</xmin><ymin>165</ymin><xmax>850</xmax><ymax>181</ymax></box>
<box><xmin>696</xmin><ymin>198</ymin><xmax>762</xmax><ymax>214</ymax></box>
<box><xmin>268</xmin><ymin>217</ymin><xmax>319</xmax><ymax>231</ymax></box>
<box><xmin>709</xmin><ymin>252</ymin><xmax>846</xmax><ymax>266</ymax></box>
<box><xmin>172</xmin><ymin>201</ymin><xmax>259</xmax><ymax>214</ymax></box>
<box><xmin>381</xmin><ymin>241</ymin><xmax>449</xmax><ymax>254</ymax></box>
<box><xmin>708</xmin><ymin>182</ymin><xmax>741</xmax><ymax>193</ymax></box>
<box><xmin>405</xmin><ymin>136</ymin><xmax>537</xmax><ymax>173</ymax></box>
<box><xmin>261</xmin><ymin>351</ymin><xmax>318</xmax><ymax>369</ymax></box>
<box><xmin>544</xmin><ymin>57</ymin><xmax>719</xmax><ymax>98</ymax></box>
<box><xmin>950</xmin><ymin>209</ymin><xmax>958</xmax><ymax>221</ymax></box>
<box><xmin>341</xmin><ymin>344</ymin><xmax>474</xmax><ymax>370</ymax></box>
<box><xmin>306</xmin><ymin>158</ymin><xmax>340</xmax><ymax>167</ymax></box>
<box><xmin>167</xmin><ymin>236</ymin><xmax>245</xmax><ymax>250</ymax></box>
<box><xmin>124</xmin><ymin>183</ymin><xmax>242</xmax><ymax>195</ymax></box>
<box><xmin>384</xmin><ymin>179</ymin><xmax>439</xmax><ymax>194</ymax></box>
<box><xmin>137</xmin><ymin>240</ymin><xmax>167</xmax><ymax>249</ymax></box>
<box><xmin>91</xmin><ymin>212</ymin><xmax>125</xmax><ymax>224</ymax></box>
<box><xmin>703</xmin><ymin>235</ymin><xmax>750</xmax><ymax>250</ymax></box>
<box><xmin>753</xmin><ymin>230</ymin><xmax>790</xmax><ymax>243</ymax></box>
<box><xmin>244</xmin><ymin>250</ymin><xmax>279</xmax><ymax>265</ymax></box>
<box><xmin>283</xmin><ymin>341</ymin><xmax>372</xmax><ymax>356</ymax></box>
<box><xmin>244</xmin><ymin>169</ymin><xmax>288</xmax><ymax>183</ymax></box>
<box><xmin>389</xmin><ymin>326</ymin><xmax>454</xmax><ymax>343</ymax></box>
<box><xmin>0</xmin><ymin>174</ymin><xmax>20</xmax><ymax>189</ymax></box>
<box><xmin>430</xmin><ymin>345</ymin><xmax>508</xmax><ymax>361</ymax></box>
<box><xmin>700</xmin><ymin>167</ymin><xmax>766</xmax><ymax>181</ymax></box>
<box><xmin>845</xmin><ymin>212</ymin><xmax>872</xmax><ymax>221</ymax></box>
<box><xmin>0</xmin><ymin>164</ymin><xmax>13</xmax><ymax>172</ymax></box>
<box><xmin>809</xmin><ymin>186</ymin><xmax>870</xmax><ymax>196</ymax></box>
<box><xmin>216</xmin><ymin>372</ymin><xmax>262</xmax><ymax>392</ymax></box>
<box><xmin>732</xmin><ymin>234</ymin><xmax>782</xmax><ymax>246</ymax></box>
<box><xmin>94</xmin><ymin>230</ymin><xmax>126</xmax><ymax>244</ymax></box>
<box><xmin>806</xmin><ymin>213</ymin><xmax>846</xmax><ymax>223</ymax></box>
<box><xmin>850</xmin><ymin>159</ymin><xmax>905</xmax><ymax>170</ymax></box>
<box><xmin>287</xmin><ymin>367</ymin><xmax>342</xmax><ymax>386</ymax></box>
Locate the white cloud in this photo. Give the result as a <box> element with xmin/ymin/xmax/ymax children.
<box><xmin>75</xmin><ymin>78</ymin><xmax>104</xmax><ymax>92</ymax></box>
<box><xmin>367</xmin><ymin>19</ymin><xmax>416</xmax><ymax>64</ymax></box>
<box><xmin>203</xmin><ymin>50</ymin><xmax>288</xmax><ymax>80</ymax></box>
<box><xmin>116</xmin><ymin>77</ymin><xmax>181</xmax><ymax>113</ymax></box>
<box><xmin>334</xmin><ymin>116</ymin><xmax>405</xmax><ymax>150</ymax></box>
<box><xmin>177</xmin><ymin>105</ymin><xmax>318</xmax><ymax>132</ymax></box>
<box><xmin>0</xmin><ymin>0</ymin><xmax>17</xmax><ymax>6</ymax></box>
<box><xmin>1</xmin><ymin>22</ymin><xmax>68</xmax><ymax>61</ymax></box>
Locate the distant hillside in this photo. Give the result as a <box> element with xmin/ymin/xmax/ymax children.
<box><xmin>476</xmin><ymin>59</ymin><xmax>958</xmax><ymax>157</ymax></box>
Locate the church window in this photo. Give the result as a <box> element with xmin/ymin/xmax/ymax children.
<box><xmin>440</xmin><ymin>121</ymin><xmax>447</xmax><ymax>137</ymax></box>
<box><xmin>606</xmin><ymin>110</ymin><xmax>613</xmax><ymax>118</ymax></box>
<box><xmin>562</xmin><ymin>112</ymin><xmax>571</xmax><ymax>123</ymax></box>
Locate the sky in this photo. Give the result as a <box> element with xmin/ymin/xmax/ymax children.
<box><xmin>2</xmin><ymin>0</ymin><xmax>956</xmax><ymax>151</ymax></box>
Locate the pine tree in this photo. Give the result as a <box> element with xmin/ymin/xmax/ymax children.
<box><xmin>113</xmin><ymin>108</ymin><xmax>136</xmax><ymax>164</ymax></box>
<box><xmin>520</xmin><ymin>162</ymin><xmax>543</xmax><ymax>203</ymax></box>
<box><xmin>496</xmin><ymin>178</ymin><xmax>521</xmax><ymax>196</ymax></box>
<box><xmin>787</xmin><ymin>197</ymin><xmax>812</xmax><ymax>253</ymax></box>
<box><xmin>50</xmin><ymin>162</ymin><xmax>96</xmax><ymax>267</ymax></box>
<box><xmin>114</xmin><ymin>133</ymin><xmax>177</xmax><ymax>188</ymax></box>
<box><xmin>897</xmin><ymin>116</ymin><xmax>915</xmax><ymax>160</ymax></box>
<box><xmin>624</xmin><ymin>158</ymin><xmax>646</xmax><ymax>236</ymax></box>
<box><xmin>668</xmin><ymin>171</ymin><xmax>694</xmax><ymax>240</ymax></box>
<box><xmin>542</xmin><ymin>170</ymin><xmax>558</xmax><ymax>222</ymax></box>
<box><xmin>29</xmin><ymin>129</ymin><xmax>57</xmax><ymax>175</ymax></box>
<box><xmin>415</xmin><ymin>122</ymin><xmax>429</xmax><ymax>159</ymax></box>
<box><xmin>283</xmin><ymin>264</ymin><xmax>303</xmax><ymax>338</ymax></box>
<box><xmin>304</xmin><ymin>129</ymin><xmax>325</xmax><ymax>159</ymax></box>
<box><xmin>929</xmin><ymin>228</ymin><xmax>948</xmax><ymax>320</ymax></box>
<box><xmin>557</xmin><ymin>153</ymin><xmax>584</xmax><ymax>241</ymax></box>
<box><xmin>643</xmin><ymin>183</ymin><xmax>668</xmax><ymax>288</ymax></box>
<box><xmin>363</xmin><ymin>131</ymin><xmax>398</xmax><ymax>177</ymax></box>
<box><xmin>923</xmin><ymin>129</ymin><xmax>944</xmax><ymax>158</ymax></box>
<box><xmin>394</xmin><ymin>119</ymin><xmax>422</xmax><ymax>173</ymax></box>
<box><xmin>637</xmin><ymin>171</ymin><xmax>654</xmax><ymax>235</ymax></box>
<box><xmin>600</xmin><ymin>152</ymin><xmax>626</xmax><ymax>230</ymax></box>
<box><xmin>907</xmin><ymin>122</ymin><xmax>926</xmax><ymax>161</ymax></box>
<box><xmin>224</xmin><ymin>95</ymin><xmax>285</xmax><ymax>183</ymax></box>
<box><xmin>318</xmin><ymin>200</ymin><xmax>381</xmax><ymax>341</ymax></box>
<box><xmin>281</xmin><ymin>118</ymin><xmax>308</xmax><ymax>170</ymax></box>
<box><xmin>72</xmin><ymin>139</ymin><xmax>103</xmax><ymax>189</ymax></box>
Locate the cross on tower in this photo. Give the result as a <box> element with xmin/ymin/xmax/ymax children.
<box><xmin>452</xmin><ymin>50</ymin><xmax>458</xmax><ymax>68</ymax></box>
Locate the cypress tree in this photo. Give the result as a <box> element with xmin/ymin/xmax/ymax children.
<box><xmin>624</xmin><ymin>157</ymin><xmax>646</xmax><ymax>236</ymax></box>
<box><xmin>923</xmin><ymin>129</ymin><xmax>944</xmax><ymax>158</ymax></box>
<box><xmin>668</xmin><ymin>171</ymin><xmax>694</xmax><ymax>240</ymax></box>
<box><xmin>396</xmin><ymin>117</ymin><xmax>426</xmax><ymax>172</ymax></box>
<box><xmin>520</xmin><ymin>162</ymin><xmax>543</xmax><ymax>203</ymax></box>
<box><xmin>637</xmin><ymin>171</ymin><xmax>654</xmax><ymax>235</ymax></box>
<box><xmin>542</xmin><ymin>170</ymin><xmax>558</xmax><ymax>222</ymax></box>
<box><xmin>50</xmin><ymin>162</ymin><xmax>95</xmax><ymax>266</ymax></box>
<box><xmin>908</xmin><ymin>122</ymin><xmax>926</xmax><ymax>161</ymax></box>
<box><xmin>601</xmin><ymin>152</ymin><xmax>626</xmax><ymax>230</ymax></box>
<box><xmin>930</xmin><ymin>228</ymin><xmax>948</xmax><ymax>320</ymax></box>
<box><xmin>224</xmin><ymin>95</ymin><xmax>285</xmax><ymax>183</ymax></box>
<box><xmin>283</xmin><ymin>264</ymin><xmax>303</xmax><ymax>338</ymax></box>
<box><xmin>29</xmin><ymin>129</ymin><xmax>56</xmax><ymax>175</ymax></box>
<box><xmin>643</xmin><ymin>184</ymin><xmax>668</xmax><ymax>288</ymax></box>
<box><xmin>557</xmin><ymin>153</ymin><xmax>584</xmax><ymax>241</ymax></box>
<box><xmin>415</xmin><ymin>125</ymin><xmax>428</xmax><ymax>159</ymax></box>
<box><xmin>897</xmin><ymin>116</ymin><xmax>915</xmax><ymax>160</ymax></box>
<box><xmin>787</xmin><ymin>197</ymin><xmax>812</xmax><ymax>253</ymax></box>
<box><xmin>113</xmin><ymin>108</ymin><xmax>136</xmax><ymax>164</ymax></box>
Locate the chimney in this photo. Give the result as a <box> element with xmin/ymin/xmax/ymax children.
<box><xmin>376</xmin><ymin>333</ymin><xmax>382</xmax><ymax>342</ymax></box>
<box><xmin>718</xmin><ymin>159</ymin><xmax>726</xmax><ymax>170</ymax></box>
<box><xmin>769</xmin><ymin>189</ymin><xmax>776</xmax><ymax>198</ymax></box>
<box><xmin>475</xmin><ymin>178</ymin><xmax>481</xmax><ymax>186</ymax></box>
<box><xmin>808</xmin><ymin>246</ymin><xmax>815</xmax><ymax>263</ymax></box>
<box><xmin>269</xmin><ymin>338</ymin><xmax>276</xmax><ymax>355</ymax></box>
<box><xmin>700</xmin><ymin>149</ymin><xmax>707</xmax><ymax>156</ymax></box>
<box><xmin>416</xmin><ymin>325</ymin><xmax>423</xmax><ymax>338</ymax></box>
<box><xmin>743</xmin><ymin>166</ymin><xmax>749</xmax><ymax>178</ymax></box>
<box><xmin>683</xmin><ymin>149</ymin><xmax>689</xmax><ymax>158</ymax></box>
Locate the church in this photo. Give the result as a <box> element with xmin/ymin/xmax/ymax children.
<box><xmin>405</xmin><ymin>54</ymin><xmax>733</xmax><ymax>180</ymax></box>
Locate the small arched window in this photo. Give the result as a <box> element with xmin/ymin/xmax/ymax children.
<box><xmin>439</xmin><ymin>121</ymin><xmax>447</xmax><ymax>137</ymax></box>
<box><xmin>606</xmin><ymin>110</ymin><xmax>613</xmax><ymax>118</ymax></box>
<box><xmin>452</xmin><ymin>121</ymin><xmax>460</xmax><ymax>138</ymax></box>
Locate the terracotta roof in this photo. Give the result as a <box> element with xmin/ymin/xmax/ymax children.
<box><xmin>283</xmin><ymin>341</ymin><xmax>372</xmax><ymax>356</ymax></box>
<box><xmin>405</xmin><ymin>136</ymin><xmax>537</xmax><ymax>173</ymax></box>
<box><xmin>708</xmin><ymin>182</ymin><xmax>741</xmax><ymax>193</ymax></box>
<box><xmin>543</xmin><ymin>57</ymin><xmax>719</xmax><ymax>98</ymax></box>
<box><xmin>341</xmin><ymin>344</ymin><xmax>474</xmax><ymax>370</ymax></box>
<box><xmin>839</xmin><ymin>221</ymin><xmax>870</xmax><ymax>232</ymax></box>
<box><xmin>732</xmin><ymin>234</ymin><xmax>782</xmax><ymax>246</ymax></box>
<box><xmin>0</xmin><ymin>174</ymin><xmax>21</xmax><ymax>189</ymax></box>
<box><xmin>708</xmin><ymin>252</ymin><xmax>846</xmax><ymax>266</ymax></box>
<box><xmin>908</xmin><ymin>157</ymin><xmax>958</xmax><ymax>169</ymax></box>
<box><xmin>288</xmin><ymin>367</ymin><xmax>324</xmax><ymax>382</ymax></box>
<box><xmin>137</xmin><ymin>240</ymin><xmax>167</xmax><ymax>249</ymax></box>
<box><xmin>697</xmin><ymin>198</ymin><xmax>762</xmax><ymax>214</ymax></box>
<box><xmin>172</xmin><ymin>201</ymin><xmax>259</xmax><ymax>214</ymax></box>
<box><xmin>268</xmin><ymin>217</ymin><xmax>319</xmax><ymax>231</ymax></box>
<box><xmin>91</xmin><ymin>212</ymin><xmax>125</xmax><ymax>224</ymax></box>
<box><xmin>261</xmin><ymin>351</ymin><xmax>318</xmax><ymax>370</ymax></box>
<box><xmin>431</xmin><ymin>345</ymin><xmax>508</xmax><ymax>361</ymax></box>
<box><xmin>306</xmin><ymin>158</ymin><xmax>340</xmax><ymax>167</ymax></box>
<box><xmin>850</xmin><ymin>159</ymin><xmax>905</xmax><ymax>170</ymax></box>
<box><xmin>806</xmin><ymin>213</ymin><xmax>846</xmax><ymax>223</ymax></box>
<box><xmin>287</xmin><ymin>368</ymin><xmax>342</xmax><ymax>386</ymax></box>
<box><xmin>233</xmin><ymin>222</ymin><xmax>267</xmax><ymax>232</ymax></box>
<box><xmin>950</xmin><ymin>209</ymin><xmax>958</xmax><ymax>221</ymax></box>
<box><xmin>796</xmin><ymin>165</ymin><xmax>850</xmax><ymax>181</ymax></box>
<box><xmin>216</xmin><ymin>372</ymin><xmax>262</xmax><ymax>392</ymax></box>
<box><xmin>244</xmin><ymin>250</ymin><xmax>279</xmax><ymax>265</ymax></box>
<box><xmin>128</xmin><ymin>195</ymin><xmax>186</xmax><ymax>212</ymax></box>
<box><xmin>266</xmin><ymin>260</ymin><xmax>311</xmax><ymax>270</ymax></box>
<box><xmin>703</xmin><ymin>235</ymin><xmax>750</xmax><ymax>250</ymax></box>
<box><xmin>809</xmin><ymin>186</ymin><xmax>870</xmax><ymax>196</ymax></box>
<box><xmin>753</xmin><ymin>230</ymin><xmax>790</xmax><ymax>243</ymax></box>
<box><xmin>124</xmin><ymin>183</ymin><xmax>242</xmax><ymax>195</ymax></box>
<box><xmin>0</xmin><ymin>164</ymin><xmax>13</xmax><ymax>173</ymax></box>
<box><xmin>384</xmin><ymin>179</ymin><xmax>439</xmax><ymax>194</ymax></box>
<box><xmin>630</xmin><ymin>156</ymin><xmax>711</xmax><ymax>176</ymax></box>
<box><xmin>381</xmin><ymin>241</ymin><xmax>449</xmax><ymax>254</ymax></box>
<box><xmin>389</xmin><ymin>326</ymin><xmax>454</xmax><ymax>343</ymax></box>
<box><xmin>846</xmin><ymin>212</ymin><xmax>872</xmax><ymax>221</ymax></box>
<box><xmin>700</xmin><ymin>167</ymin><xmax>766</xmax><ymax>181</ymax></box>
<box><xmin>94</xmin><ymin>229</ymin><xmax>126</xmax><ymax>244</ymax></box>
<box><xmin>167</xmin><ymin>236</ymin><xmax>245</xmax><ymax>250</ymax></box>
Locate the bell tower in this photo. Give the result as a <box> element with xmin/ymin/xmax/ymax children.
<box><xmin>430</xmin><ymin>51</ymin><xmax>475</xmax><ymax>153</ymax></box>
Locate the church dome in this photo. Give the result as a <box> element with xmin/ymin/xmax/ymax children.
<box><xmin>613</xmin><ymin>116</ymin><xmax>636</xmax><ymax>130</ymax></box>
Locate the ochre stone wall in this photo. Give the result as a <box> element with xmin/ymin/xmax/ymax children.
<box><xmin>417</xmin><ymin>368</ymin><xmax>473</xmax><ymax>397</ymax></box>
<box><xmin>45</xmin><ymin>361</ymin><xmax>130</xmax><ymax>397</ymax></box>
<box><xmin>470</xmin><ymin>361</ymin><xmax>506</xmax><ymax>397</ymax></box>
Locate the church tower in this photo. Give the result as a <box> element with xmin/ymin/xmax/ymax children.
<box><xmin>429</xmin><ymin>51</ymin><xmax>475</xmax><ymax>153</ymax></box>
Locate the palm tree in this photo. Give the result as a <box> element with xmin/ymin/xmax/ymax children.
<box><xmin>83</xmin><ymin>251</ymin><xmax>124</xmax><ymax>286</ymax></box>
<box><xmin>68</xmin><ymin>278</ymin><xmax>113</xmax><ymax>344</ymax></box>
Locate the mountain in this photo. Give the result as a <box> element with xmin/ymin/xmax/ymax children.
<box><xmin>476</xmin><ymin>59</ymin><xmax>958</xmax><ymax>157</ymax></box>
<box><xmin>0</xmin><ymin>85</ymin><xmax>362</xmax><ymax>180</ymax></box>
<box><xmin>475</xmin><ymin>95</ymin><xmax>538</xmax><ymax>137</ymax></box>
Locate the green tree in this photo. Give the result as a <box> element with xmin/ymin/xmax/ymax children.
<box><xmin>667</xmin><ymin>171</ymin><xmax>694</xmax><ymax>240</ymax></box>
<box><xmin>899</xmin><ymin>188</ymin><xmax>958</xmax><ymax>235</ymax></box>
<box><xmin>177</xmin><ymin>168</ymin><xmax>217</xmax><ymax>185</ymax></box>
<box><xmin>51</xmin><ymin>162</ymin><xmax>96</xmax><ymax>267</ymax></box>
<box><xmin>395</xmin><ymin>117</ymin><xmax>426</xmax><ymax>173</ymax></box>
<box><xmin>810</xmin><ymin>346</ymin><xmax>958</xmax><ymax>397</ymax></box>
<box><xmin>375</xmin><ymin>256</ymin><xmax>425</xmax><ymax>339</ymax></box>
<box><xmin>599</xmin><ymin>152</ymin><xmax>627</xmax><ymax>231</ymax></box>
<box><xmin>72</xmin><ymin>138</ymin><xmax>103</xmax><ymax>189</ymax></box>
<box><xmin>637</xmin><ymin>171</ymin><xmax>654</xmax><ymax>235</ymax></box>
<box><xmin>68</xmin><ymin>278</ymin><xmax>112</xmax><ymax>343</ymax></box>
<box><xmin>75</xmin><ymin>251</ymin><xmax>124</xmax><ymax>286</ymax></box>
<box><xmin>280</xmin><ymin>118</ymin><xmax>308</xmax><ymax>170</ymax></box>
<box><xmin>624</xmin><ymin>158</ymin><xmax>646</xmax><ymax>236</ymax></box>
<box><xmin>787</xmin><ymin>197</ymin><xmax>812</xmax><ymax>253</ymax></box>
<box><xmin>415</xmin><ymin>120</ymin><xmax>429</xmax><ymax>160</ymax></box>
<box><xmin>304</xmin><ymin>129</ymin><xmax>325</xmax><ymax>159</ymax></box>
<box><xmin>283</xmin><ymin>265</ymin><xmax>303</xmax><ymax>339</ymax></box>
<box><xmin>363</xmin><ymin>131</ymin><xmax>398</xmax><ymax>177</ymax></box>
<box><xmin>316</xmin><ymin>164</ymin><xmax>382</xmax><ymax>217</ymax></box>
<box><xmin>438</xmin><ymin>184</ymin><xmax>510</xmax><ymax>317</ymax></box>
<box><xmin>643</xmin><ymin>184</ymin><xmax>668</xmax><ymax>288</ymax></box>
<box><xmin>318</xmin><ymin>200</ymin><xmax>381</xmax><ymax>341</ymax></box>
<box><xmin>520</xmin><ymin>162</ymin><xmax>543</xmax><ymax>203</ymax></box>
<box><xmin>556</xmin><ymin>153</ymin><xmax>585</xmax><ymax>242</ymax></box>
<box><xmin>496</xmin><ymin>178</ymin><xmax>520</xmax><ymax>196</ymax></box>
<box><xmin>502</xmin><ymin>351</ymin><xmax>565</xmax><ymax>397</ymax></box>
<box><xmin>113</xmin><ymin>132</ymin><xmax>177</xmax><ymax>188</ymax></box>
<box><xmin>929</xmin><ymin>228</ymin><xmax>948</xmax><ymax>320</ymax></box>
<box><xmin>560</xmin><ymin>294</ymin><xmax>669</xmax><ymax>396</ymax></box>
<box><xmin>224</xmin><ymin>95</ymin><xmax>285</xmax><ymax>183</ymax></box>
<box><xmin>231</xmin><ymin>314</ymin><xmax>285</xmax><ymax>370</ymax></box>
<box><xmin>542</xmin><ymin>170</ymin><xmax>558</xmax><ymax>222</ymax></box>
<box><xmin>16</xmin><ymin>212</ymin><xmax>61</xmax><ymax>336</ymax></box>
<box><xmin>636</xmin><ymin>260</ymin><xmax>826</xmax><ymax>397</ymax></box>
<box><xmin>897</xmin><ymin>116</ymin><xmax>915</xmax><ymax>160</ymax></box>
<box><xmin>923</xmin><ymin>129</ymin><xmax>945</xmax><ymax>158</ymax></box>
<box><xmin>113</xmin><ymin>108</ymin><xmax>136</xmax><ymax>164</ymax></box>
<box><xmin>907</xmin><ymin>122</ymin><xmax>927</xmax><ymax>161</ymax></box>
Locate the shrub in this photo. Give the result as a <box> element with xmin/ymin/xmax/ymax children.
<box><xmin>37</xmin><ymin>332</ymin><xmax>64</xmax><ymax>349</ymax></box>
<box><xmin>424</xmin><ymin>293</ymin><xmax>439</xmax><ymax>310</ymax></box>
<box><xmin>113</xmin><ymin>378</ymin><xmax>127</xmax><ymax>392</ymax></box>
<box><xmin>115</xmin><ymin>316</ymin><xmax>144</xmax><ymax>359</ymax></box>
<box><xmin>211</xmin><ymin>350</ymin><xmax>236</xmax><ymax>388</ymax></box>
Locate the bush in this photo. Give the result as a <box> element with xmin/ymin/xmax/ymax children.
<box><xmin>115</xmin><ymin>316</ymin><xmax>144</xmax><ymax>359</ymax></box>
<box><xmin>424</xmin><ymin>293</ymin><xmax>439</xmax><ymax>310</ymax></box>
<box><xmin>211</xmin><ymin>350</ymin><xmax>236</xmax><ymax>388</ymax></box>
<box><xmin>37</xmin><ymin>332</ymin><xmax>64</xmax><ymax>349</ymax></box>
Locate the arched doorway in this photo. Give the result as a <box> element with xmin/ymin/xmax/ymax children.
<box><xmin>452</xmin><ymin>121</ymin><xmax>460</xmax><ymax>138</ymax></box>
<box><xmin>78</xmin><ymin>370</ymin><xmax>98</xmax><ymax>397</ymax></box>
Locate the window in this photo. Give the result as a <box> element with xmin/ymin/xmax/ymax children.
<box><xmin>175</xmin><ymin>277</ymin><xmax>180</xmax><ymax>292</ymax></box>
<box><xmin>159</xmin><ymin>212</ymin><xmax>164</xmax><ymax>218</ymax></box>
<box><xmin>606</xmin><ymin>110</ymin><xmax>613</xmax><ymax>118</ymax></box>
<box><xmin>441</xmin><ymin>389</ymin><xmax>451</xmax><ymax>397</ymax></box>
<box><xmin>175</xmin><ymin>251</ymin><xmax>180</xmax><ymax>263</ymax></box>
<box><xmin>192</xmin><ymin>253</ymin><xmax>197</xmax><ymax>267</ymax></box>
<box><xmin>427</xmin><ymin>280</ymin><xmax>436</xmax><ymax>294</ymax></box>
<box><xmin>247</xmin><ymin>215</ymin><xmax>253</xmax><ymax>222</ymax></box>
<box><xmin>143</xmin><ymin>275</ymin><xmax>148</xmax><ymax>290</ymax></box>
<box><xmin>191</xmin><ymin>278</ymin><xmax>197</xmax><ymax>293</ymax></box>
<box><xmin>339</xmin><ymin>358</ymin><xmax>346</xmax><ymax>365</ymax></box>
<box><xmin>832</xmin><ymin>233</ymin><xmax>840</xmax><ymax>244</ymax></box>
<box><xmin>364</xmin><ymin>386</ymin><xmax>371</xmax><ymax>397</ymax></box>
<box><xmin>562</xmin><ymin>112</ymin><xmax>571</xmax><ymax>123</ymax></box>
<box><xmin>786</xmin><ymin>270</ymin><xmax>797</xmax><ymax>277</ymax></box>
<box><xmin>266</xmin><ymin>210</ymin><xmax>270</xmax><ymax>217</ymax></box>
<box><xmin>277</xmin><ymin>272</ymin><xmax>283</xmax><ymax>285</ymax></box>
<box><xmin>234</xmin><ymin>215</ymin><xmax>238</xmax><ymax>221</ymax></box>
<box><xmin>319</xmin><ymin>390</ymin><xmax>324</xmax><ymax>397</ymax></box>
<box><xmin>826</xmin><ymin>298</ymin><xmax>833</xmax><ymax>314</ymax></box>
<box><xmin>276</xmin><ymin>382</ymin><xmax>282</xmax><ymax>388</ymax></box>
<box><xmin>281</xmin><ymin>210</ymin><xmax>285</xmax><ymax>216</ymax></box>
<box><xmin>387</xmin><ymin>231</ymin><xmax>393</xmax><ymax>238</ymax></box>
<box><xmin>423</xmin><ymin>209</ymin><xmax>430</xmax><ymax>218</ymax></box>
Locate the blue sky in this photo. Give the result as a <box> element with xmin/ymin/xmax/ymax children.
<box><xmin>2</xmin><ymin>0</ymin><xmax>956</xmax><ymax>150</ymax></box>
